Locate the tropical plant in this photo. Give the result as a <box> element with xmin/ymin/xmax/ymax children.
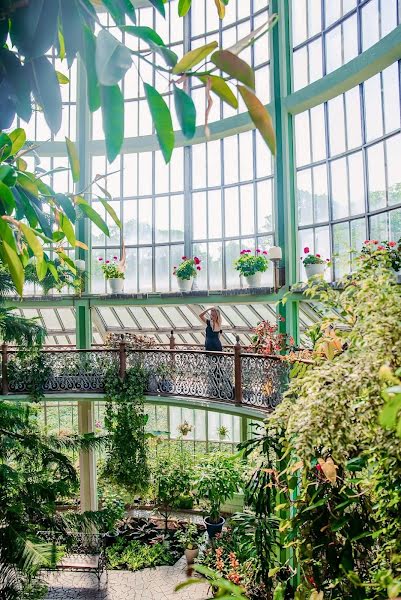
<box><xmin>301</xmin><ymin>247</ymin><xmax>329</xmax><ymax>266</ymax></box>
<box><xmin>173</xmin><ymin>256</ymin><xmax>201</xmax><ymax>281</ymax></box>
<box><xmin>1</xmin><ymin>2</ymin><xmax>277</xmax><ymax>166</ymax></box>
<box><xmin>195</xmin><ymin>452</ymin><xmax>242</xmax><ymax>524</ymax></box>
<box><xmin>98</xmin><ymin>256</ymin><xmax>125</xmax><ymax>279</ymax></box>
<box><xmin>103</xmin><ymin>365</ymin><xmax>150</xmax><ymax>496</ymax></box>
<box><xmin>217</xmin><ymin>425</ymin><xmax>230</xmax><ymax>440</ymax></box>
<box><xmin>175</xmin><ymin>564</ymin><xmax>249</xmax><ymax>599</ymax></box>
<box><xmin>234</xmin><ymin>249</ymin><xmax>269</xmax><ymax>278</ymax></box>
<box><xmin>106</xmin><ymin>538</ymin><xmax>175</xmax><ymax>571</ymax></box>
<box><xmin>0</xmin><ymin>128</ymin><xmax>118</xmax><ymax>294</ymax></box>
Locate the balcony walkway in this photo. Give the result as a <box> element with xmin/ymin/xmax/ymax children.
<box><xmin>2</xmin><ymin>345</ymin><xmax>290</xmax><ymax>413</ymax></box>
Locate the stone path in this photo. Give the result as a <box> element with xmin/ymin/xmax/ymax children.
<box><xmin>44</xmin><ymin>558</ymin><xmax>211</xmax><ymax>600</ymax></box>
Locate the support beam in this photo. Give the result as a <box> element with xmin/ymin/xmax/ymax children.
<box><xmin>78</xmin><ymin>400</ymin><xmax>98</xmax><ymax>512</ymax></box>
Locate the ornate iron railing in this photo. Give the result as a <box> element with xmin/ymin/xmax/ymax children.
<box><xmin>1</xmin><ymin>343</ymin><xmax>290</xmax><ymax>411</ymax></box>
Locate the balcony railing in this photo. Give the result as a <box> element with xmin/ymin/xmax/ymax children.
<box><xmin>1</xmin><ymin>340</ymin><xmax>291</xmax><ymax>411</ymax></box>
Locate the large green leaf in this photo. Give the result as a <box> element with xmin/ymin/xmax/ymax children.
<box><xmin>0</xmin><ymin>132</ymin><xmax>12</xmax><ymax>160</ymax></box>
<box><xmin>148</xmin><ymin>0</ymin><xmax>166</xmax><ymax>17</ymax></box>
<box><xmin>9</xmin><ymin>128</ymin><xmax>26</xmax><ymax>156</ymax></box>
<box><xmin>123</xmin><ymin>26</ymin><xmax>177</xmax><ymax>67</ymax></box>
<box><xmin>20</xmin><ymin>223</ymin><xmax>44</xmax><ymax>263</ymax></box>
<box><xmin>10</xmin><ymin>0</ymin><xmax>59</xmax><ymax>58</ymax></box>
<box><xmin>0</xmin><ymin>219</ymin><xmax>24</xmax><ymax>294</ymax></box>
<box><xmin>198</xmin><ymin>75</ymin><xmax>238</xmax><ymax>109</ymax></box>
<box><xmin>238</xmin><ymin>85</ymin><xmax>276</xmax><ymax>154</ymax></box>
<box><xmin>60</xmin><ymin>0</ymin><xmax>82</xmax><ymax>67</ymax></box>
<box><xmin>55</xmin><ymin>193</ymin><xmax>76</xmax><ymax>224</ymax></box>
<box><xmin>211</xmin><ymin>50</ymin><xmax>255</xmax><ymax>90</ymax></box>
<box><xmin>0</xmin><ymin>181</ymin><xmax>16</xmax><ymax>215</ymax></box>
<box><xmin>178</xmin><ymin>0</ymin><xmax>192</xmax><ymax>16</ymax></box>
<box><xmin>144</xmin><ymin>83</ymin><xmax>174</xmax><ymax>164</ymax></box>
<box><xmin>173</xmin><ymin>86</ymin><xmax>196</xmax><ymax>139</ymax></box>
<box><xmin>0</xmin><ymin>48</ymin><xmax>32</xmax><ymax>123</ymax></box>
<box><xmin>75</xmin><ymin>196</ymin><xmax>110</xmax><ymax>236</ymax></box>
<box><xmin>172</xmin><ymin>41</ymin><xmax>218</xmax><ymax>74</ymax></box>
<box><xmin>96</xmin><ymin>29</ymin><xmax>132</xmax><ymax>86</ymax></box>
<box><xmin>59</xmin><ymin>213</ymin><xmax>76</xmax><ymax>246</ymax></box>
<box><xmin>27</xmin><ymin>56</ymin><xmax>62</xmax><ymax>133</ymax></box>
<box><xmin>101</xmin><ymin>0</ymin><xmax>136</xmax><ymax>25</ymax></box>
<box><xmin>65</xmin><ymin>137</ymin><xmax>80</xmax><ymax>183</ymax></box>
<box><xmin>81</xmin><ymin>26</ymin><xmax>101</xmax><ymax>112</ymax></box>
<box><xmin>98</xmin><ymin>197</ymin><xmax>122</xmax><ymax>229</ymax></box>
<box><xmin>100</xmin><ymin>85</ymin><xmax>124</xmax><ymax>163</ymax></box>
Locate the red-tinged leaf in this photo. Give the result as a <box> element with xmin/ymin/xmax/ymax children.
<box><xmin>211</xmin><ymin>50</ymin><xmax>255</xmax><ymax>90</ymax></box>
<box><xmin>238</xmin><ymin>85</ymin><xmax>276</xmax><ymax>155</ymax></box>
<box><xmin>144</xmin><ymin>83</ymin><xmax>174</xmax><ymax>163</ymax></box>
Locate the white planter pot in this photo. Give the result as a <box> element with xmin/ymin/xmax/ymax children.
<box><xmin>184</xmin><ymin>548</ymin><xmax>199</xmax><ymax>565</ymax></box>
<box><xmin>108</xmin><ymin>278</ymin><xmax>124</xmax><ymax>294</ymax></box>
<box><xmin>244</xmin><ymin>272</ymin><xmax>262</xmax><ymax>288</ymax></box>
<box><xmin>392</xmin><ymin>269</ymin><xmax>401</xmax><ymax>284</ymax></box>
<box><xmin>304</xmin><ymin>263</ymin><xmax>326</xmax><ymax>280</ymax></box>
<box><xmin>177</xmin><ymin>277</ymin><xmax>193</xmax><ymax>292</ymax></box>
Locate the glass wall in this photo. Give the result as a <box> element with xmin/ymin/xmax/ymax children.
<box><xmin>295</xmin><ymin>61</ymin><xmax>401</xmax><ymax>280</ymax></box>
<box><xmin>292</xmin><ymin>0</ymin><xmax>400</xmax><ymax>92</ymax></box>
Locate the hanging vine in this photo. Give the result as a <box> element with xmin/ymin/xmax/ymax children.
<box><xmin>103</xmin><ymin>365</ymin><xmax>150</xmax><ymax>496</ymax></box>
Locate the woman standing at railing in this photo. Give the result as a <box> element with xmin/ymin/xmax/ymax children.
<box><xmin>199</xmin><ymin>307</ymin><xmax>223</xmax><ymax>351</ymax></box>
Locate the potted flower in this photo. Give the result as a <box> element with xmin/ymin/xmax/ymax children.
<box><xmin>301</xmin><ymin>247</ymin><xmax>330</xmax><ymax>280</ymax></box>
<box><xmin>177</xmin><ymin>420</ymin><xmax>193</xmax><ymax>437</ymax></box>
<box><xmin>195</xmin><ymin>453</ymin><xmax>242</xmax><ymax>538</ymax></box>
<box><xmin>173</xmin><ymin>256</ymin><xmax>201</xmax><ymax>292</ymax></box>
<box><xmin>98</xmin><ymin>256</ymin><xmax>125</xmax><ymax>294</ymax></box>
<box><xmin>217</xmin><ymin>425</ymin><xmax>230</xmax><ymax>440</ymax></box>
<box><xmin>234</xmin><ymin>249</ymin><xmax>269</xmax><ymax>287</ymax></box>
<box><xmin>175</xmin><ymin>523</ymin><xmax>203</xmax><ymax>565</ymax></box>
<box><xmin>360</xmin><ymin>239</ymin><xmax>401</xmax><ymax>283</ymax></box>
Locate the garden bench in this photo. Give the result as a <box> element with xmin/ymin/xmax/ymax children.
<box><xmin>38</xmin><ymin>531</ymin><xmax>107</xmax><ymax>586</ymax></box>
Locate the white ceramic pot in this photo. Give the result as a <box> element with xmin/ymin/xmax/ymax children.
<box><xmin>244</xmin><ymin>272</ymin><xmax>262</xmax><ymax>288</ymax></box>
<box><xmin>184</xmin><ymin>548</ymin><xmax>199</xmax><ymax>565</ymax></box>
<box><xmin>108</xmin><ymin>278</ymin><xmax>124</xmax><ymax>294</ymax></box>
<box><xmin>177</xmin><ymin>277</ymin><xmax>193</xmax><ymax>292</ymax></box>
<box><xmin>304</xmin><ymin>263</ymin><xmax>326</xmax><ymax>280</ymax></box>
<box><xmin>392</xmin><ymin>269</ymin><xmax>401</xmax><ymax>284</ymax></box>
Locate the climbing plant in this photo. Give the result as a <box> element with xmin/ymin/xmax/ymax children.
<box><xmin>103</xmin><ymin>365</ymin><xmax>150</xmax><ymax>496</ymax></box>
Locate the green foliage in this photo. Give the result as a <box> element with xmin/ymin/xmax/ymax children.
<box><xmin>173</xmin><ymin>256</ymin><xmax>201</xmax><ymax>280</ymax></box>
<box><xmin>106</xmin><ymin>538</ymin><xmax>175</xmax><ymax>571</ymax></box>
<box><xmin>103</xmin><ymin>366</ymin><xmax>150</xmax><ymax>496</ymax></box>
<box><xmin>234</xmin><ymin>250</ymin><xmax>269</xmax><ymax>277</ymax></box>
<box><xmin>360</xmin><ymin>238</ymin><xmax>401</xmax><ymax>272</ymax></box>
<box><xmin>195</xmin><ymin>452</ymin><xmax>242</xmax><ymax>523</ymax></box>
<box><xmin>175</xmin><ymin>523</ymin><xmax>202</xmax><ymax>550</ymax></box>
<box><xmin>0</xmin><ymin>1</ymin><xmax>275</xmax><ymax>164</ymax></box>
<box><xmin>175</xmin><ymin>564</ymin><xmax>248</xmax><ymax>598</ymax></box>
<box><xmin>99</xmin><ymin>257</ymin><xmax>125</xmax><ymax>279</ymax></box>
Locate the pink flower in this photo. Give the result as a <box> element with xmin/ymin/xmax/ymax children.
<box><xmin>256</xmin><ymin>249</ymin><xmax>261</xmax><ymax>253</ymax></box>
<box><xmin>196</xmin><ymin>266</ymin><xmax>201</xmax><ymax>271</ymax></box>
<box><xmin>105</xmin><ymin>260</ymin><xmax>110</xmax><ymax>264</ymax></box>
<box><xmin>304</xmin><ymin>247</ymin><xmax>310</xmax><ymax>254</ymax></box>
<box><xmin>378</xmin><ymin>245</ymin><xmax>385</xmax><ymax>251</ymax></box>
<box><xmin>373</xmin><ymin>240</ymin><xmax>379</xmax><ymax>245</ymax></box>
<box><xmin>389</xmin><ymin>241</ymin><xmax>396</xmax><ymax>247</ymax></box>
<box><xmin>182</xmin><ymin>256</ymin><xmax>187</xmax><ymax>260</ymax></box>
<box><xmin>98</xmin><ymin>257</ymin><xmax>103</xmax><ymax>261</ymax></box>
<box><xmin>194</xmin><ymin>256</ymin><xmax>201</xmax><ymax>265</ymax></box>
<box><xmin>364</xmin><ymin>240</ymin><xmax>372</xmax><ymax>245</ymax></box>
<box><xmin>316</xmin><ymin>254</ymin><xmax>321</xmax><ymax>258</ymax></box>
<box><xmin>263</xmin><ymin>250</ymin><xmax>268</xmax><ymax>255</ymax></box>
<box><xmin>113</xmin><ymin>256</ymin><xmax>118</xmax><ymax>260</ymax></box>
<box><xmin>326</xmin><ymin>258</ymin><xmax>330</xmax><ymax>262</ymax></box>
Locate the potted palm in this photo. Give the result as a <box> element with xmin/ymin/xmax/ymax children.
<box><xmin>301</xmin><ymin>247</ymin><xmax>330</xmax><ymax>280</ymax></box>
<box><xmin>175</xmin><ymin>523</ymin><xmax>204</xmax><ymax>565</ymax></box>
<box><xmin>195</xmin><ymin>453</ymin><xmax>242</xmax><ymax>538</ymax></box>
<box><xmin>173</xmin><ymin>256</ymin><xmax>201</xmax><ymax>292</ymax></box>
<box><xmin>98</xmin><ymin>256</ymin><xmax>125</xmax><ymax>293</ymax></box>
<box><xmin>234</xmin><ymin>249</ymin><xmax>269</xmax><ymax>287</ymax></box>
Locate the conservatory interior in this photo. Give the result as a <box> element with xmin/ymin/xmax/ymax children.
<box><xmin>1</xmin><ymin>0</ymin><xmax>401</xmax><ymax>599</ymax></box>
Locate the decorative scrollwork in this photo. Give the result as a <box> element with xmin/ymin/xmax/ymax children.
<box><xmin>241</xmin><ymin>355</ymin><xmax>289</xmax><ymax>410</ymax></box>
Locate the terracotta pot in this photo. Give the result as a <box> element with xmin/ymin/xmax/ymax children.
<box><xmin>304</xmin><ymin>263</ymin><xmax>326</xmax><ymax>279</ymax></box>
<box><xmin>184</xmin><ymin>548</ymin><xmax>199</xmax><ymax>565</ymax></box>
<box><xmin>244</xmin><ymin>272</ymin><xmax>262</xmax><ymax>288</ymax></box>
<box><xmin>108</xmin><ymin>278</ymin><xmax>124</xmax><ymax>294</ymax></box>
<box><xmin>177</xmin><ymin>277</ymin><xmax>193</xmax><ymax>292</ymax></box>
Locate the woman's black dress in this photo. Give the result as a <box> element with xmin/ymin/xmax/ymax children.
<box><xmin>205</xmin><ymin>319</ymin><xmax>223</xmax><ymax>351</ymax></box>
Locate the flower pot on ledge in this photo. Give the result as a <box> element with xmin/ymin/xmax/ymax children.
<box><xmin>304</xmin><ymin>263</ymin><xmax>326</xmax><ymax>280</ymax></box>
<box><xmin>177</xmin><ymin>277</ymin><xmax>193</xmax><ymax>292</ymax></box>
<box><xmin>244</xmin><ymin>272</ymin><xmax>262</xmax><ymax>287</ymax></box>
<box><xmin>108</xmin><ymin>278</ymin><xmax>124</xmax><ymax>294</ymax></box>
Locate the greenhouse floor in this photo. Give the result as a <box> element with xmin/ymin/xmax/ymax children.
<box><xmin>44</xmin><ymin>557</ymin><xmax>211</xmax><ymax>599</ymax></box>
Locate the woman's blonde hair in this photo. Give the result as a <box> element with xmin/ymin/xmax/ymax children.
<box><xmin>210</xmin><ymin>307</ymin><xmax>222</xmax><ymax>332</ymax></box>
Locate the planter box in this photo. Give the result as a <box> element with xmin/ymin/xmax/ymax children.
<box><xmin>221</xmin><ymin>492</ymin><xmax>244</xmax><ymax>514</ymax></box>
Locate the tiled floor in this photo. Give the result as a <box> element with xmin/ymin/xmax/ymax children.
<box><xmin>44</xmin><ymin>558</ymin><xmax>211</xmax><ymax>600</ymax></box>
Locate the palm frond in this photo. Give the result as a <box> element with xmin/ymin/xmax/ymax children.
<box><xmin>0</xmin><ymin>309</ymin><xmax>45</xmax><ymax>346</ymax></box>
